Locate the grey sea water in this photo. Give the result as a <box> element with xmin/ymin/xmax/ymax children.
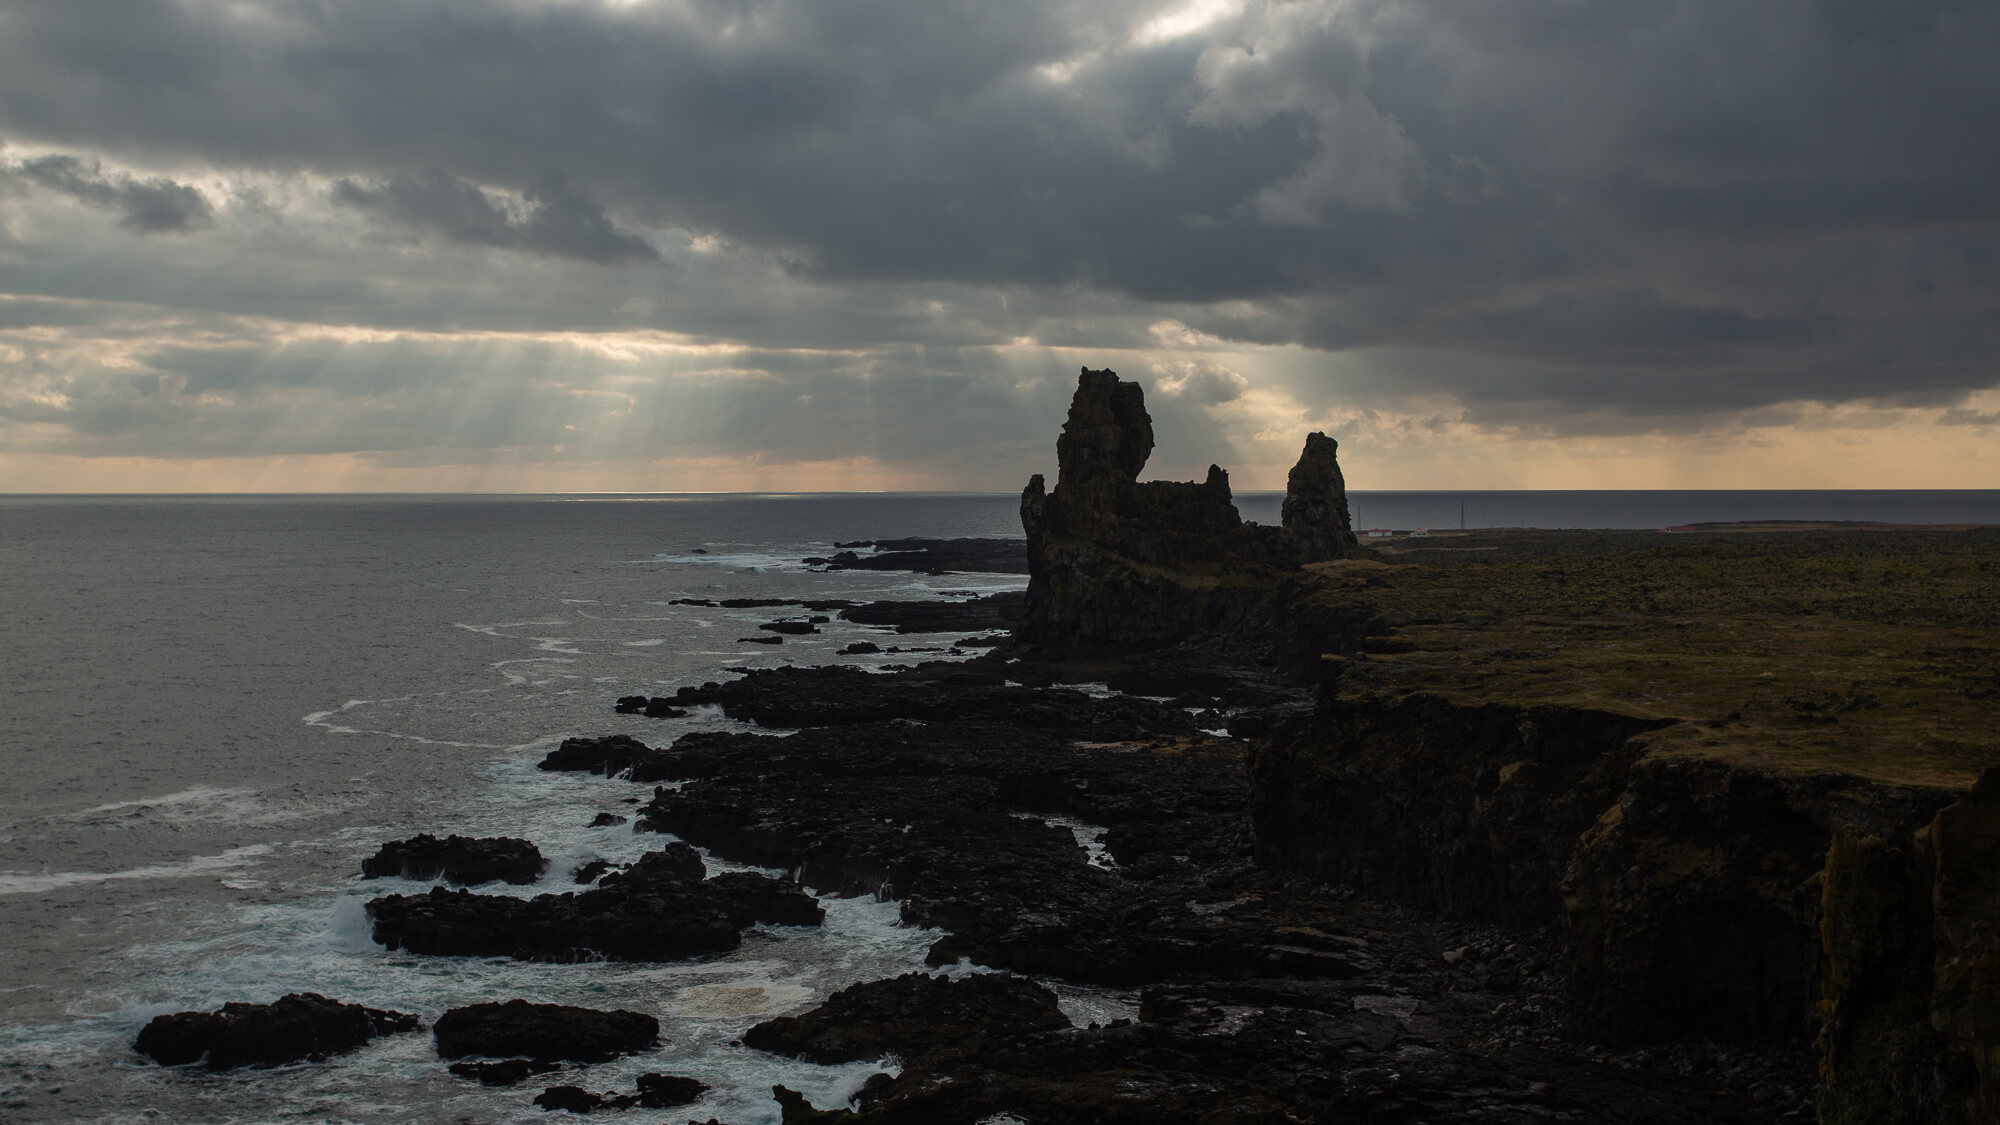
<box><xmin>2</xmin><ymin>489</ymin><xmax>1996</xmax><ymax>1123</ymax></box>
<box><xmin>0</xmin><ymin>494</ymin><xmax>1035</xmax><ymax>1124</ymax></box>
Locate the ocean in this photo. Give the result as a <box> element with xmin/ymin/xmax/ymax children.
<box><xmin>1</xmin><ymin>489</ymin><xmax>1996</xmax><ymax>1123</ymax></box>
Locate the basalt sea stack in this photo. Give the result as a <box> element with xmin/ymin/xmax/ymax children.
<box><xmin>1018</xmin><ymin>367</ymin><xmax>1358</xmax><ymax>652</ymax></box>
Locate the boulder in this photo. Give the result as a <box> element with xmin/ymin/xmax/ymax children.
<box><xmin>534</xmin><ymin>1084</ymin><xmax>604</xmax><ymax>1113</ymax></box>
<box><xmin>530</xmin><ymin>1073</ymin><xmax>711</xmax><ymax>1113</ymax></box>
<box><xmin>134</xmin><ymin>992</ymin><xmax>419</xmax><ymax>1070</ymax></box>
<box><xmin>368</xmin><ymin>856</ymin><xmax>820</xmax><ymax>961</ymax></box>
<box><xmin>448</xmin><ymin>1057</ymin><xmax>562</xmax><ymax>1086</ymax></box>
<box><xmin>598</xmin><ymin>841</ymin><xmax>704</xmax><ymax>885</ymax></box>
<box><xmin>537</xmin><ymin>734</ymin><xmax>673</xmax><ymax>781</ymax></box>
<box><xmin>361</xmin><ymin>833</ymin><xmax>546</xmax><ymax>885</ymax></box>
<box><xmin>433</xmin><ymin>999</ymin><xmax>658</xmax><ymax>1063</ymax></box>
<box><xmin>635</xmin><ymin>1072</ymin><xmax>711</xmax><ymax>1107</ymax></box>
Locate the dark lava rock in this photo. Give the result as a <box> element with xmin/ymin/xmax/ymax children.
<box><xmin>448</xmin><ymin>1057</ymin><xmax>562</xmax><ymax>1086</ymax></box>
<box><xmin>433</xmin><ymin>1000</ymin><xmax>658</xmax><ymax>1063</ymax></box>
<box><xmin>367</xmin><ymin>850</ymin><xmax>820</xmax><ymax>961</ymax></box>
<box><xmin>134</xmin><ymin>992</ymin><xmax>420</xmax><ymax>1070</ymax></box>
<box><xmin>744</xmin><ymin>972</ymin><xmax>1069</xmax><ymax>1065</ymax></box>
<box><xmin>635</xmin><ymin>1072</ymin><xmax>711</xmax><ymax>1107</ymax></box>
<box><xmin>1018</xmin><ymin>368</ymin><xmax>1358</xmax><ymax>653</ymax></box>
<box><xmin>587</xmin><ymin>812</ymin><xmax>627</xmax><ymax>828</ymax></box>
<box><xmin>613</xmin><ymin>697</ymin><xmax>693</xmax><ymax>717</ymax></box>
<box><xmin>532</xmin><ymin>1072</ymin><xmax>711</xmax><ymax>1113</ymax></box>
<box><xmin>655</xmin><ymin>663</ymin><xmax>1193</xmax><ymax>735</ymax></box>
<box><xmin>812</xmin><ymin>538</ymin><xmax>1029</xmax><ymax>575</ymax></box>
<box><xmin>838</xmin><ymin>641</ymin><xmax>882</xmax><ymax>655</ymax></box>
<box><xmin>539</xmin><ymin>734</ymin><xmax>666</xmax><ymax>779</ymax></box>
<box><xmin>571</xmin><ymin>859</ymin><xmax>614</xmax><ymax>884</ymax></box>
<box><xmin>600</xmin><ymin>841</ymin><xmax>705</xmax><ymax>884</ymax></box>
<box><xmin>838</xmin><ymin>591</ymin><xmax>1024</xmax><ymax>635</ymax></box>
<box><xmin>1282</xmin><ymin>430</ymin><xmax>1359</xmax><ymax>561</ymax></box>
<box><xmin>760</xmin><ymin>620</ymin><xmax>819</xmax><ymax>635</ymax></box>
<box><xmin>629</xmin><ymin>718</ymin><xmax>1292</xmax><ymax>984</ymax></box>
<box><xmin>738</xmin><ymin>635</ymin><xmax>784</xmax><ymax>645</ymax></box>
<box><xmin>767</xmin><ymin>972</ymin><xmax>1772</xmax><ymax>1125</ymax></box>
<box><xmin>361</xmin><ymin>833</ymin><xmax>546</xmax><ymax>886</ymax></box>
<box><xmin>534</xmin><ymin>1084</ymin><xmax>602</xmax><ymax>1113</ymax></box>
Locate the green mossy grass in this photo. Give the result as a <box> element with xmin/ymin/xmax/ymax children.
<box><xmin>1300</xmin><ymin>527</ymin><xmax>2000</xmax><ymax>789</ymax></box>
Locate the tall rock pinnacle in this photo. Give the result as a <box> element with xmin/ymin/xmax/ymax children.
<box><xmin>1018</xmin><ymin>367</ymin><xmax>1360</xmax><ymax>651</ymax></box>
<box><xmin>1282</xmin><ymin>432</ymin><xmax>1358</xmax><ymax>561</ymax></box>
<box><xmin>1055</xmin><ymin>367</ymin><xmax>1154</xmax><ymax>485</ymax></box>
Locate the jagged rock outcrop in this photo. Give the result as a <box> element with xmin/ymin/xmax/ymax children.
<box><xmin>432</xmin><ymin>999</ymin><xmax>658</xmax><ymax>1063</ymax></box>
<box><xmin>744</xmin><ymin>972</ymin><xmax>1070</xmax><ymax>1065</ymax></box>
<box><xmin>134</xmin><ymin>993</ymin><xmax>420</xmax><ymax>1070</ymax></box>
<box><xmin>365</xmin><ymin>845</ymin><xmax>822</xmax><ymax>961</ymax></box>
<box><xmin>1018</xmin><ymin>367</ymin><xmax>1358</xmax><ymax>653</ymax></box>
<box><xmin>1282</xmin><ymin>430</ymin><xmax>1359</xmax><ymax>560</ymax></box>
<box><xmin>360</xmin><ymin>833</ymin><xmax>546</xmax><ymax>885</ymax></box>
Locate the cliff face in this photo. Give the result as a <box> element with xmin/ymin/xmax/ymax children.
<box><xmin>1247</xmin><ymin>529</ymin><xmax>2000</xmax><ymax>1124</ymax></box>
<box><xmin>1018</xmin><ymin>368</ymin><xmax>1358</xmax><ymax>653</ymax></box>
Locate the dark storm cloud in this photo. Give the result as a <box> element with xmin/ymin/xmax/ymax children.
<box><xmin>0</xmin><ymin>0</ymin><xmax>1997</xmax><ymax>442</ymax></box>
<box><xmin>6</xmin><ymin>153</ymin><xmax>213</xmax><ymax>232</ymax></box>
<box><xmin>332</xmin><ymin>170</ymin><xmax>659</xmax><ymax>264</ymax></box>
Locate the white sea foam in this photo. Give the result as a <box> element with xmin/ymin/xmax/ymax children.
<box><xmin>1013</xmin><ymin>812</ymin><xmax>1116</xmax><ymax>870</ymax></box>
<box><xmin>0</xmin><ymin>844</ymin><xmax>274</xmax><ymax>895</ymax></box>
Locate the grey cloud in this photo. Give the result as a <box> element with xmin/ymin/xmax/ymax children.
<box><xmin>0</xmin><ymin>0</ymin><xmax>1995</xmax><ymax>442</ymax></box>
<box><xmin>333</xmin><ymin>170</ymin><xmax>658</xmax><ymax>264</ymax></box>
<box><xmin>1153</xmin><ymin>358</ymin><xmax>1250</xmax><ymax>404</ymax></box>
<box><xmin>9</xmin><ymin>153</ymin><xmax>213</xmax><ymax>232</ymax></box>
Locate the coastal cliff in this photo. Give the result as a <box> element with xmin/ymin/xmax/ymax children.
<box><xmin>1246</xmin><ymin>530</ymin><xmax>2000</xmax><ymax>1123</ymax></box>
<box><xmin>1010</xmin><ymin>370</ymin><xmax>2000</xmax><ymax>1121</ymax></box>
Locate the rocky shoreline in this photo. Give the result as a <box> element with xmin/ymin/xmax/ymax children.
<box><xmin>134</xmin><ymin>367</ymin><xmax>1998</xmax><ymax>1122</ymax></box>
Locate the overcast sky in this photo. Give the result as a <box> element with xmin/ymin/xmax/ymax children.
<box><xmin>2</xmin><ymin>0</ymin><xmax>1997</xmax><ymax>491</ymax></box>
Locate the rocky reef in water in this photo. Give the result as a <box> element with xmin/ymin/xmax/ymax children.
<box><xmin>132</xmin><ymin>369</ymin><xmax>1995</xmax><ymax>1123</ymax></box>
<box><xmin>1018</xmin><ymin>367</ymin><xmax>1357</xmax><ymax>653</ymax></box>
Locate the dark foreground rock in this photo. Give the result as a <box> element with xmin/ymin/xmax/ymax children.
<box><xmin>135</xmin><ymin>993</ymin><xmax>420</xmax><ymax>1070</ymax></box>
<box><xmin>433</xmin><ymin>999</ymin><xmax>658</xmax><ymax>1063</ymax></box>
<box><xmin>766</xmin><ymin>970</ymin><xmax>1778</xmax><ymax>1124</ymax></box>
<box><xmin>368</xmin><ymin>848</ymin><xmax>822</xmax><ymax>961</ymax></box>
<box><xmin>538</xmin><ymin>734</ymin><xmax>674</xmax><ymax>781</ymax></box>
<box><xmin>534</xmin><ymin>1073</ymin><xmax>712</xmax><ymax>1113</ymax></box>
<box><xmin>745</xmin><ymin>973</ymin><xmax>1069</xmax><ymax>1064</ymax></box>
<box><xmin>545</xmin><ymin>651</ymin><xmax>1809</xmax><ymax>1121</ymax></box>
<box><xmin>760</xmin><ymin>619</ymin><xmax>819</xmax><ymax>635</ymax></box>
<box><xmin>448</xmin><ymin>1057</ymin><xmax>564</xmax><ymax>1086</ymax></box>
<box><xmin>654</xmin><ymin>662</ymin><xmax>1197</xmax><ymax>735</ymax></box>
<box><xmin>837</xmin><ymin>591</ymin><xmax>1024</xmax><ymax>634</ymax></box>
<box><xmin>360</xmin><ymin>833</ymin><xmax>546</xmax><ymax>885</ymax></box>
<box><xmin>615</xmin><ymin>694</ymin><xmax>689</xmax><ymax>717</ymax></box>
